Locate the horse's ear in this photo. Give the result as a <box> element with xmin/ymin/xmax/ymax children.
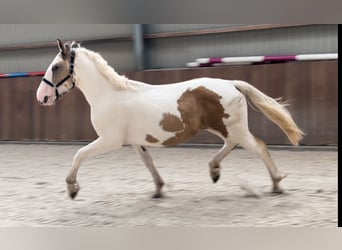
<box><xmin>57</xmin><ymin>39</ymin><xmax>66</xmax><ymax>55</ymax></box>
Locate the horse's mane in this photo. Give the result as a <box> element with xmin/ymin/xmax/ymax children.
<box><xmin>78</xmin><ymin>48</ymin><xmax>137</xmax><ymax>91</ymax></box>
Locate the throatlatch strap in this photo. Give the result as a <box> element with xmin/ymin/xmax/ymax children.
<box><xmin>69</xmin><ymin>51</ymin><xmax>75</xmax><ymax>74</ymax></box>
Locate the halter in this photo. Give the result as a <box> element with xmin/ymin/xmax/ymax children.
<box><xmin>42</xmin><ymin>50</ymin><xmax>76</xmax><ymax>100</ymax></box>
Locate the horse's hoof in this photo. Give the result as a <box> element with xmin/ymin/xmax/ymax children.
<box><xmin>271</xmin><ymin>174</ymin><xmax>287</xmax><ymax>194</ymax></box>
<box><xmin>212</xmin><ymin>174</ymin><xmax>220</xmax><ymax>183</ymax></box>
<box><xmin>272</xmin><ymin>190</ymin><xmax>284</xmax><ymax>194</ymax></box>
<box><xmin>69</xmin><ymin>191</ymin><xmax>78</xmax><ymax>199</ymax></box>
<box><xmin>210</xmin><ymin>163</ymin><xmax>220</xmax><ymax>183</ymax></box>
<box><xmin>272</xmin><ymin>187</ymin><xmax>284</xmax><ymax>194</ymax></box>
<box><xmin>152</xmin><ymin>193</ymin><xmax>163</xmax><ymax>199</ymax></box>
<box><xmin>67</xmin><ymin>182</ymin><xmax>80</xmax><ymax>200</ymax></box>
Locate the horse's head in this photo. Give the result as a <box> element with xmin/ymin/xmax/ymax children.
<box><xmin>36</xmin><ymin>39</ymin><xmax>80</xmax><ymax>106</ymax></box>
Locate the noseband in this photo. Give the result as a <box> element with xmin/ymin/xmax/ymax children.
<box><xmin>42</xmin><ymin>50</ymin><xmax>76</xmax><ymax>100</ymax></box>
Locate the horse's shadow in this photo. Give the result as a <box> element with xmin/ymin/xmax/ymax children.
<box><xmin>52</xmin><ymin>188</ymin><xmax>299</xmax><ymax>226</ymax></box>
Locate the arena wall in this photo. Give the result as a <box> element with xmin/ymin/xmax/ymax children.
<box><xmin>0</xmin><ymin>60</ymin><xmax>337</xmax><ymax>145</ymax></box>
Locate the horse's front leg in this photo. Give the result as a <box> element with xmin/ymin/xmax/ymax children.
<box><xmin>66</xmin><ymin>137</ymin><xmax>121</xmax><ymax>199</ymax></box>
<box><xmin>134</xmin><ymin>145</ymin><xmax>164</xmax><ymax>198</ymax></box>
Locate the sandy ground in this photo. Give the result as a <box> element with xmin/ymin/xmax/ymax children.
<box><xmin>0</xmin><ymin>143</ymin><xmax>337</xmax><ymax>227</ymax></box>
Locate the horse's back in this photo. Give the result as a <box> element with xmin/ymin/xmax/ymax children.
<box><xmin>134</xmin><ymin>77</ymin><xmax>244</xmax><ymax>121</ymax></box>
<box><xmin>163</xmin><ymin>77</ymin><xmax>238</xmax><ymax>94</ymax></box>
<box><xmin>141</xmin><ymin>77</ymin><xmax>242</xmax><ymax>103</ymax></box>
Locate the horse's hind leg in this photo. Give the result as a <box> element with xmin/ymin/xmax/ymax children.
<box><xmin>134</xmin><ymin>145</ymin><xmax>164</xmax><ymax>198</ymax></box>
<box><xmin>238</xmin><ymin>132</ymin><xmax>287</xmax><ymax>193</ymax></box>
<box><xmin>209</xmin><ymin>139</ymin><xmax>237</xmax><ymax>183</ymax></box>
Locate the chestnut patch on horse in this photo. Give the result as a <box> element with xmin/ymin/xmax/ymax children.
<box><xmin>160</xmin><ymin>113</ymin><xmax>184</xmax><ymax>132</ymax></box>
<box><xmin>162</xmin><ymin>86</ymin><xmax>230</xmax><ymax>146</ymax></box>
<box><xmin>146</xmin><ymin>134</ymin><xmax>159</xmax><ymax>143</ymax></box>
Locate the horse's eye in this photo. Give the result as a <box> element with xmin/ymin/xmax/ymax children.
<box><xmin>52</xmin><ymin>65</ymin><xmax>59</xmax><ymax>72</ymax></box>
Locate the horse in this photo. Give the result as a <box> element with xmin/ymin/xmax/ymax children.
<box><xmin>36</xmin><ymin>39</ymin><xmax>304</xmax><ymax>199</ymax></box>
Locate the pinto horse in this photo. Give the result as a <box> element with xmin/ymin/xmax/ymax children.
<box><xmin>36</xmin><ymin>39</ymin><xmax>304</xmax><ymax>199</ymax></box>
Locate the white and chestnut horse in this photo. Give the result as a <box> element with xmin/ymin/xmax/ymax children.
<box><xmin>36</xmin><ymin>39</ymin><xmax>304</xmax><ymax>199</ymax></box>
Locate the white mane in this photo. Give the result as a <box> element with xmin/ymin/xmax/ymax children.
<box><xmin>77</xmin><ymin>48</ymin><xmax>137</xmax><ymax>91</ymax></box>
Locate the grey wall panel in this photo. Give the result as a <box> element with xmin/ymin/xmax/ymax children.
<box><xmin>0</xmin><ymin>24</ymin><xmax>135</xmax><ymax>73</ymax></box>
<box><xmin>0</xmin><ymin>42</ymin><xmax>135</xmax><ymax>73</ymax></box>
<box><xmin>146</xmin><ymin>25</ymin><xmax>337</xmax><ymax>69</ymax></box>
<box><xmin>0</xmin><ymin>24</ymin><xmax>338</xmax><ymax>73</ymax></box>
<box><xmin>146</xmin><ymin>24</ymin><xmax>244</xmax><ymax>33</ymax></box>
<box><xmin>84</xmin><ymin>42</ymin><xmax>135</xmax><ymax>73</ymax></box>
<box><xmin>0</xmin><ymin>24</ymin><xmax>132</xmax><ymax>45</ymax></box>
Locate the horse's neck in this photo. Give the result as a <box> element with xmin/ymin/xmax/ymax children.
<box><xmin>74</xmin><ymin>57</ymin><xmax>118</xmax><ymax>105</ymax></box>
<box><xmin>74</xmin><ymin>51</ymin><xmax>150</xmax><ymax>105</ymax></box>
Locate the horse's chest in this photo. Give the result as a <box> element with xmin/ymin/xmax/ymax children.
<box><xmin>89</xmin><ymin>105</ymin><xmax>125</xmax><ymax>134</ymax></box>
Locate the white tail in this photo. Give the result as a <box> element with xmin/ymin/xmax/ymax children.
<box><xmin>233</xmin><ymin>80</ymin><xmax>304</xmax><ymax>145</ymax></box>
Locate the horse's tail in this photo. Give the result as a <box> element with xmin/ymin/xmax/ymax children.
<box><xmin>233</xmin><ymin>80</ymin><xmax>304</xmax><ymax>146</ymax></box>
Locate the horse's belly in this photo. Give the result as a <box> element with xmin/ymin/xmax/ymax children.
<box><xmin>124</xmin><ymin>126</ymin><xmax>186</xmax><ymax>147</ymax></box>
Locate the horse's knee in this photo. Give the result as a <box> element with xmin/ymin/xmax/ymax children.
<box><xmin>73</xmin><ymin>148</ymin><xmax>86</xmax><ymax>163</ymax></box>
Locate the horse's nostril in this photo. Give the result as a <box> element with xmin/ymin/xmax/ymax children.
<box><xmin>43</xmin><ymin>96</ymin><xmax>49</xmax><ymax>103</ymax></box>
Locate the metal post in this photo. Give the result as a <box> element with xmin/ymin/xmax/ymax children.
<box><xmin>133</xmin><ymin>24</ymin><xmax>146</xmax><ymax>70</ymax></box>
